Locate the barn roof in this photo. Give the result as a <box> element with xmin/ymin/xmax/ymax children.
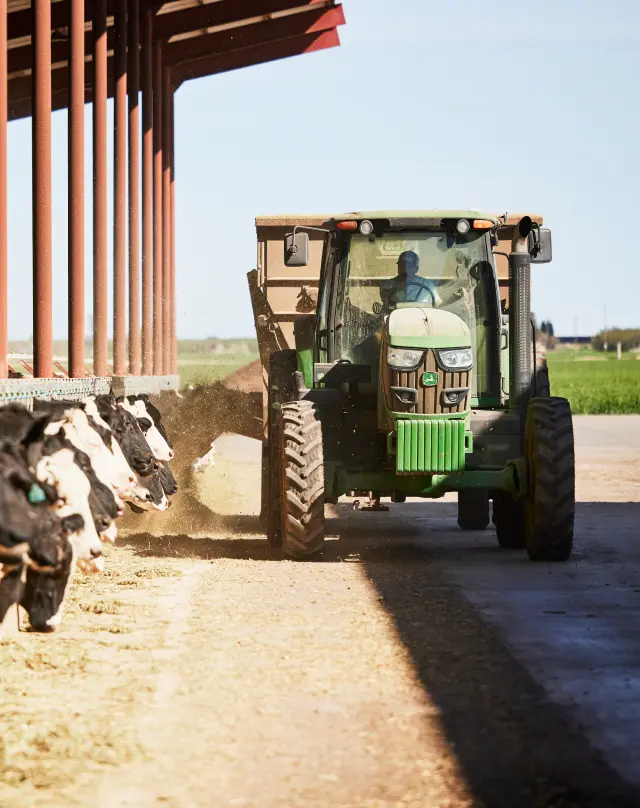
<box><xmin>7</xmin><ymin>0</ymin><xmax>345</xmax><ymax>119</ymax></box>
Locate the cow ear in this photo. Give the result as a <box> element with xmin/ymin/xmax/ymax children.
<box><xmin>22</xmin><ymin>413</ymin><xmax>52</xmax><ymax>446</ymax></box>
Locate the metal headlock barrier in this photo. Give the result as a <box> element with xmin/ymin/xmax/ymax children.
<box><xmin>0</xmin><ymin>375</ymin><xmax>179</xmax><ymax>408</ymax></box>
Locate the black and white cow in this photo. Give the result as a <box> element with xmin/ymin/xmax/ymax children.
<box><xmin>0</xmin><ymin>448</ymin><xmax>81</xmax><ymax>630</ymax></box>
<box><xmin>120</xmin><ymin>395</ymin><xmax>177</xmax><ymax>501</ymax></box>
<box><xmin>0</xmin><ymin>390</ymin><xmax>175</xmax><ymax>633</ymax></box>
<box><xmin>33</xmin><ymin>399</ymin><xmax>151</xmax><ymax>506</ymax></box>
<box><xmin>120</xmin><ymin>395</ymin><xmax>174</xmax><ymax>462</ymax></box>
<box><xmin>0</xmin><ymin>406</ymin><xmax>103</xmax><ymax>571</ymax></box>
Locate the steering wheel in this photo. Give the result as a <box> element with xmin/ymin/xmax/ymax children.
<box><xmin>398</xmin><ymin>278</ymin><xmax>436</xmax><ymax>305</ymax></box>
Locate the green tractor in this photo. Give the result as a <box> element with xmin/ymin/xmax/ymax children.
<box><xmin>259</xmin><ymin>211</ymin><xmax>574</xmax><ymax>561</ymax></box>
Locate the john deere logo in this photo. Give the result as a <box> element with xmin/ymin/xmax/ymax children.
<box><xmin>421</xmin><ymin>372</ymin><xmax>438</xmax><ymax>387</ymax></box>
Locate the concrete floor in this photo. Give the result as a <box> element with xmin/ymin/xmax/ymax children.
<box><xmin>210</xmin><ymin>415</ymin><xmax>640</xmax><ymax>794</ymax></box>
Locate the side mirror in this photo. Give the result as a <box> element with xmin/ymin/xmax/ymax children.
<box><xmin>529</xmin><ymin>227</ymin><xmax>552</xmax><ymax>264</ymax></box>
<box><xmin>284</xmin><ymin>231</ymin><xmax>309</xmax><ymax>267</ymax></box>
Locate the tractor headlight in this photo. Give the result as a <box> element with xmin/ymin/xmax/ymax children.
<box><xmin>387</xmin><ymin>347</ymin><xmax>424</xmax><ymax>370</ymax></box>
<box><xmin>436</xmin><ymin>348</ymin><xmax>473</xmax><ymax>370</ymax></box>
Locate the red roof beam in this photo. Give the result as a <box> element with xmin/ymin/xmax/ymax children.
<box><xmin>175</xmin><ymin>26</ymin><xmax>340</xmax><ymax>84</ymax></box>
<box><xmin>153</xmin><ymin>0</ymin><xmax>329</xmax><ymax>41</ymax></box>
<box><xmin>167</xmin><ymin>4</ymin><xmax>344</xmax><ymax>66</ymax></box>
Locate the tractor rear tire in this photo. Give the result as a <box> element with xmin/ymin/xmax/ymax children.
<box><xmin>278</xmin><ymin>400</ymin><xmax>325</xmax><ymax>559</ymax></box>
<box><xmin>492</xmin><ymin>492</ymin><xmax>526</xmax><ymax>549</ymax></box>
<box><xmin>457</xmin><ymin>490</ymin><xmax>490</xmax><ymax>530</ymax></box>
<box><xmin>524</xmin><ymin>397</ymin><xmax>575</xmax><ymax>562</ymax></box>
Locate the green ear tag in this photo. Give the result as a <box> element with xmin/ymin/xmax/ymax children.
<box><xmin>421</xmin><ymin>372</ymin><xmax>438</xmax><ymax>387</ymax></box>
<box><xmin>28</xmin><ymin>483</ymin><xmax>47</xmax><ymax>505</ymax></box>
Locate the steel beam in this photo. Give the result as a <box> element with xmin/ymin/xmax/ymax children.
<box><xmin>176</xmin><ymin>28</ymin><xmax>340</xmax><ymax>84</ymax></box>
<box><xmin>152</xmin><ymin>38</ymin><xmax>163</xmax><ymax>374</ymax></box>
<box><xmin>167</xmin><ymin>5</ymin><xmax>344</xmax><ymax>66</ymax></box>
<box><xmin>32</xmin><ymin>0</ymin><xmax>52</xmax><ymax>378</ymax></box>
<box><xmin>0</xmin><ymin>0</ymin><xmax>6</xmax><ymax>379</ymax></box>
<box><xmin>128</xmin><ymin>0</ymin><xmax>141</xmax><ymax>375</ymax></box>
<box><xmin>153</xmin><ymin>0</ymin><xmax>327</xmax><ymax>40</ymax></box>
<box><xmin>141</xmin><ymin>7</ymin><xmax>153</xmax><ymax>375</ymax></box>
<box><xmin>93</xmin><ymin>0</ymin><xmax>108</xmax><ymax>377</ymax></box>
<box><xmin>113</xmin><ymin>0</ymin><xmax>127</xmax><ymax>377</ymax></box>
<box><xmin>68</xmin><ymin>0</ymin><xmax>85</xmax><ymax>378</ymax></box>
<box><xmin>162</xmin><ymin>63</ymin><xmax>171</xmax><ymax>375</ymax></box>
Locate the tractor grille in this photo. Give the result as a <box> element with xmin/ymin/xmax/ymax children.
<box><xmin>384</xmin><ymin>349</ymin><xmax>471</xmax><ymax>415</ymax></box>
<box><xmin>396</xmin><ymin>419</ymin><xmax>470</xmax><ymax>474</ymax></box>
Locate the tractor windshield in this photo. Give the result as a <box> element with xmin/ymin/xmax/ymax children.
<box><xmin>337</xmin><ymin>230</ymin><xmax>499</xmax><ymax>399</ymax></box>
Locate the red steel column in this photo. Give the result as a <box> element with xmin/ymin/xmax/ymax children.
<box><xmin>141</xmin><ymin>9</ymin><xmax>153</xmax><ymax>375</ymax></box>
<box><xmin>162</xmin><ymin>65</ymin><xmax>171</xmax><ymax>375</ymax></box>
<box><xmin>128</xmin><ymin>0</ymin><xmax>140</xmax><ymax>375</ymax></box>
<box><xmin>0</xmin><ymin>0</ymin><xmax>7</xmax><ymax>378</ymax></box>
<box><xmin>93</xmin><ymin>0</ymin><xmax>108</xmax><ymax>377</ymax></box>
<box><xmin>68</xmin><ymin>0</ymin><xmax>84</xmax><ymax>378</ymax></box>
<box><xmin>113</xmin><ymin>0</ymin><xmax>127</xmax><ymax>376</ymax></box>
<box><xmin>152</xmin><ymin>40</ymin><xmax>163</xmax><ymax>374</ymax></box>
<box><xmin>32</xmin><ymin>0</ymin><xmax>52</xmax><ymax>378</ymax></box>
<box><xmin>170</xmin><ymin>86</ymin><xmax>177</xmax><ymax>375</ymax></box>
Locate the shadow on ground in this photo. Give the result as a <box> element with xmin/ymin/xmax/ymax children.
<box><xmin>122</xmin><ymin>500</ymin><xmax>640</xmax><ymax>807</ymax></box>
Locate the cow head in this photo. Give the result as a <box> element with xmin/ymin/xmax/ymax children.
<box><xmin>20</xmin><ymin>515</ymin><xmax>76</xmax><ymax>632</ymax></box>
<box><xmin>157</xmin><ymin>461</ymin><xmax>178</xmax><ymax>497</ymax></box>
<box><xmin>120</xmin><ymin>397</ymin><xmax>174</xmax><ymax>462</ymax></box>
<box><xmin>35</xmin><ymin>449</ymin><xmax>104</xmax><ymax>573</ymax></box>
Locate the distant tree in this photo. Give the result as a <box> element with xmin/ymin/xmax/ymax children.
<box><xmin>592</xmin><ymin>328</ymin><xmax>640</xmax><ymax>352</ymax></box>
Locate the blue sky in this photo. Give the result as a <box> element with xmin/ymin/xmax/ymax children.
<box><xmin>6</xmin><ymin>0</ymin><xmax>640</xmax><ymax>339</ymax></box>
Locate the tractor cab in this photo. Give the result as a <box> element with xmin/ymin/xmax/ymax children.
<box><xmin>310</xmin><ymin>215</ymin><xmax>503</xmax><ymax>413</ymax></box>
<box><xmin>289</xmin><ymin>212</ymin><xmax>508</xmax><ymax>414</ymax></box>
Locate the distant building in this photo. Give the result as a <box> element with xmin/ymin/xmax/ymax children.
<box><xmin>555</xmin><ymin>336</ymin><xmax>592</xmax><ymax>346</ymax></box>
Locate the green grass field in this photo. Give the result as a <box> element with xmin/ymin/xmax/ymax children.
<box><xmin>547</xmin><ymin>349</ymin><xmax>640</xmax><ymax>414</ymax></box>
<box><xmin>178</xmin><ymin>355</ymin><xmax>256</xmax><ymax>387</ymax></box>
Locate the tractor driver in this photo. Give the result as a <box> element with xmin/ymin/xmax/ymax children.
<box><xmin>382</xmin><ymin>250</ymin><xmax>441</xmax><ymax>308</ymax></box>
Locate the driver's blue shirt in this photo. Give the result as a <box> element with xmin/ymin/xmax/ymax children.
<box><xmin>383</xmin><ymin>276</ymin><xmax>441</xmax><ymax>306</ymax></box>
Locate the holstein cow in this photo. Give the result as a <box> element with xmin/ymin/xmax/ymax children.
<box><xmin>0</xmin><ymin>407</ymin><xmax>103</xmax><ymax>570</ymax></box>
<box><xmin>32</xmin><ymin>399</ymin><xmax>151</xmax><ymax>507</ymax></box>
<box><xmin>0</xmin><ymin>448</ymin><xmax>80</xmax><ymax>629</ymax></box>
<box><xmin>43</xmin><ymin>430</ymin><xmax>121</xmax><ymax>543</ymax></box>
<box><xmin>128</xmin><ymin>395</ymin><xmax>173</xmax><ymax>450</ymax></box>
<box><xmin>120</xmin><ymin>395</ymin><xmax>177</xmax><ymax>503</ymax></box>
<box><xmin>120</xmin><ymin>395</ymin><xmax>174</xmax><ymax>462</ymax></box>
<box><xmin>157</xmin><ymin>461</ymin><xmax>178</xmax><ymax>497</ymax></box>
<box><xmin>91</xmin><ymin>394</ymin><xmax>165</xmax><ymax>509</ymax></box>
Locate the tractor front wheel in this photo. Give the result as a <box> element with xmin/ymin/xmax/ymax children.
<box><xmin>457</xmin><ymin>490</ymin><xmax>490</xmax><ymax>530</ymax></box>
<box><xmin>278</xmin><ymin>400</ymin><xmax>325</xmax><ymax>559</ymax></box>
<box><xmin>524</xmin><ymin>397</ymin><xmax>575</xmax><ymax>562</ymax></box>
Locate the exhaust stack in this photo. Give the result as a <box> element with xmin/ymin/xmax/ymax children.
<box><xmin>509</xmin><ymin>216</ymin><xmax>533</xmax><ymax>411</ymax></box>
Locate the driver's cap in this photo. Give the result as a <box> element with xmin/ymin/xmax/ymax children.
<box><xmin>397</xmin><ymin>250</ymin><xmax>419</xmax><ymax>268</ymax></box>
